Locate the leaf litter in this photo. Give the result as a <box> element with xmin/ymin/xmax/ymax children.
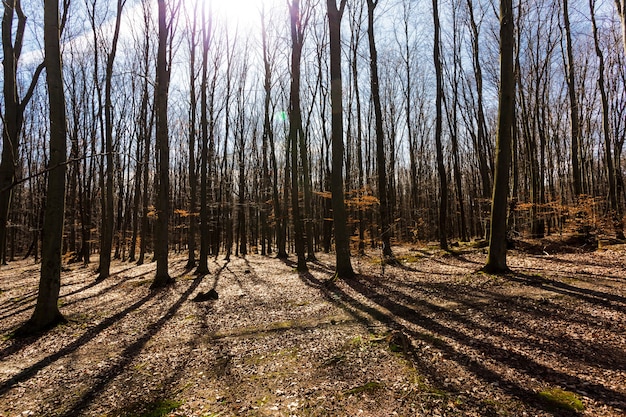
<box><xmin>0</xmin><ymin>241</ymin><xmax>624</xmax><ymax>416</ymax></box>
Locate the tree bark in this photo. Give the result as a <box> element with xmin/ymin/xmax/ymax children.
<box><xmin>327</xmin><ymin>0</ymin><xmax>354</xmax><ymax>279</ymax></box>
<box><xmin>590</xmin><ymin>0</ymin><xmax>624</xmax><ymax>239</ymax></box>
<box><xmin>484</xmin><ymin>0</ymin><xmax>514</xmax><ymax>274</ymax></box>
<box><xmin>432</xmin><ymin>0</ymin><xmax>448</xmax><ymax>250</ymax></box>
<box><xmin>288</xmin><ymin>0</ymin><xmax>308</xmax><ymax>272</ymax></box>
<box><xmin>17</xmin><ymin>0</ymin><xmax>67</xmax><ymax>335</ymax></box>
<box><xmin>185</xmin><ymin>2</ymin><xmax>199</xmax><ymax>269</ymax></box>
<box><xmin>151</xmin><ymin>0</ymin><xmax>173</xmax><ymax>288</ymax></box>
<box><xmin>196</xmin><ymin>1</ymin><xmax>211</xmax><ymax>274</ymax></box>
<box><xmin>367</xmin><ymin>0</ymin><xmax>395</xmax><ymax>263</ymax></box>
<box><xmin>615</xmin><ymin>1</ymin><xmax>626</xmax><ymax>56</ymax></box>
<box><xmin>97</xmin><ymin>0</ymin><xmax>125</xmax><ymax>281</ymax></box>
<box><xmin>563</xmin><ymin>0</ymin><xmax>582</xmax><ymax>197</ymax></box>
<box><xmin>260</xmin><ymin>7</ymin><xmax>278</xmax><ymax>257</ymax></box>
<box><xmin>137</xmin><ymin>2</ymin><xmax>153</xmax><ymax>266</ymax></box>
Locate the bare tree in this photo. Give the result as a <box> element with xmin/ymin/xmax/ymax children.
<box><xmin>184</xmin><ymin>0</ymin><xmax>200</xmax><ymax>269</ymax></box>
<box><xmin>0</xmin><ymin>0</ymin><xmax>45</xmax><ymax>265</ymax></box>
<box><xmin>563</xmin><ymin>0</ymin><xmax>582</xmax><ymax>197</ymax></box>
<box><xmin>484</xmin><ymin>0</ymin><xmax>514</xmax><ymax>273</ymax></box>
<box><xmin>97</xmin><ymin>0</ymin><xmax>126</xmax><ymax>281</ymax></box>
<box><xmin>327</xmin><ymin>0</ymin><xmax>354</xmax><ymax>278</ymax></box>
<box><xmin>590</xmin><ymin>0</ymin><xmax>624</xmax><ymax>239</ymax></box>
<box><xmin>151</xmin><ymin>0</ymin><xmax>174</xmax><ymax>288</ymax></box>
<box><xmin>432</xmin><ymin>0</ymin><xmax>448</xmax><ymax>250</ymax></box>
<box><xmin>366</xmin><ymin>0</ymin><xmax>395</xmax><ymax>263</ymax></box>
<box><xmin>17</xmin><ymin>0</ymin><xmax>67</xmax><ymax>335</ymax></box>
<box><xmin>288</xmin><ymin>0</ymin><xmax>308</xmax><ymax>272</ymax></box>
<box><xmin>195</xmin><ymin>0</ymin><xmax>212</xmax><ymax>275</ymax></box>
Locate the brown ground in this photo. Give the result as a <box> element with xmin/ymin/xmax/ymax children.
<box><xmin>0</xmin><ymin>240</ymin><xmax>625</xmax><ymax>416</ymax></box>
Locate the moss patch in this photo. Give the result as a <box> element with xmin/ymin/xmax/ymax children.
<box><xmin>344</xmin><ymin>381</ymin><xmax>384</xmax><ymax>396</ymax></box>
<box><xmin>126</xmin><ymin>399</ymin><xmax>183</xmax><ymax>417</ymax></box>
<box><xmin>537</xmin><ymin>388</ymin><xmax>584</xmax><ymax>412</ymax></box>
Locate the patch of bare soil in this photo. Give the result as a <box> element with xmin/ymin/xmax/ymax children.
<box><xmin>0</xmin><ymin>242</ymin><xmax>624</xmax><ymax>416</ymax></box>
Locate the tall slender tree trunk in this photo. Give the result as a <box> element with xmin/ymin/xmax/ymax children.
<box><xmin>563</xmin><ymin>0</ymin><xmax>582</xmax><ymax>197</ymax></box>
<box><xmin>288</xmin><ymin>0</ymin><xmax>307</xmax><ymax>272</ymax></box>
<box><xmin>327</xmin><ymin>0</ymin><xmax>354</xmax><ymax>278</ymax></box>
<box><xmin>97</xmin><ymin>0</ymin><xmax>125</xmax><ymax>281</ymax></box>
<box><xmin>367</xmin><ymin>0</ymin><xmax>395</xmax><ymax>262</ymax></box>
<box><xmin>350</xmin><ymin>3</ymin><xmax>365</xmax><ymax>255</ymax></box>
<box><xmin>185</xmin><ymin>4</ymin><xmax>199</xmax><ymax>269</ymax></box>
<box><xmin>484</xmin><ymin>0</ymin><xmax>514</xmax><ymax>273</ymax></box>
<box><xmin>432</xmin><ymin>0</ymin><xmax>448</xmax><ymax>250</ymax></box>
<box><xmin>590</xmin><ymin>0</ymin><xmax>624</xmax><ymax>240</ymax></box>
<box><xmin>137</xmin><ymin>2</ymin><xmax>153</xmax><ymax>266</ymax></box>
<box><xmin>260</xmin><ymin>7</ymin><xmax>275</xmax><ymax>257</ymax></box>
<box><xmin>447</xmin><ymin>0</ymin><xmax>468</xmax><ymax>242</ymax></box>
<box><xmin>128</xmin><ymin>130</ymin><xmax>142</xmax><ymax>262</ymax></box>
<box><xmin>151</xmin><ymin>0</ymin><xmax>173</xmax><ymax>288</ymax></box>
<box><xmin>17</xmin><ymin>0</ymin><xmax>67</xmax><ymax>335</ymax></box>
<box><xmin>196</xmin><ymin>2</ymin><xmax>211</xmax><ymax>275</ymax></box>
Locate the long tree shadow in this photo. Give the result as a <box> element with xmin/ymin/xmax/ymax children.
<box><xmin>296</xmin><ymin>265</ymin><xmax>625</xmax><ymax>414</ymax></box>
<box><xmin>59</xmin><ymin>274</ymin><xmax>203</xmax><ymax>416</ymax></box>
<box><xmin>371</xmin><ymin>275</ymin><xmax>626</xmax><ymax>372</ymax></box>
<box><xmin>337</xmin><ymin>274</ymin><xmax>626</xmax><ymax>414</ymax></box>
<box><xmin>0</xmin><ymin>288</ymin><xmax>159</xmax><ymax>394</ymax></box>
<box><xmin>509</xmin><ymin>271</ymin><xmax>626</xmax><ymax>312</ymax></box>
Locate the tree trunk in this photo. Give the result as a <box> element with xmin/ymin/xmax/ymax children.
<box><xmin>151</xmin><ymin>0</ymin><xmax>173</xmax><ymax>288</ymax></box>
<box><xmin>196</xmin><ymin>2</ymin><xmax>211</xmax><ymax>275</ymax></box>
<box><xmin>367</xmin><ymin>0</ymin><xmax>395</xmax><ymax>263</ymax></box>
<box><xmin>616</xmin><ymin>1</ymin><xmax>626</xmax><ymax>56</ymax></box>
<box><xmin>349</xmin><ymin>3</ymin><xmax>365</xmax><ymax>255</ymax></box>
<box><xmin>17</xmin><ymin>0</ymin><xmax>67</xmax><ymax>335</ymax></box>
<box><xmin>327</xmin><ymin>0</ymin><xmax>354</xmax><ymax>279</ymax></box>
<box><xmin>484</xmin><ymin>0</ymin><xmax>514</xmax><ymax>274</ymax></box>
<box><xmin>432</xmin><ymin>0</ymin><xmax>448</xmax><ymax>250</ymax></box>
<box><xmin>260</xmin><ymin>7</ymin><xmax>275</xmax><ymax>257</ymax></box>
<box><xmin>447</xmin><ymin>0</ymin><xmax>469</xmax><ymax>242</ymax></box>
<box><xmin>97</xmin><ymin>0</ymin><xmax>125</xmax><ymax>281</ymax></box>
<box><xmin>563</xmin><ymin>0</ymin><xmax>582</xmax><ymax>197</ymax></box>
<box><xmin>1</xmin><ymin>1</ymin><xmax>44</xmax><ymax>265</ymax></box>
<box><xmin>185</xmin><ymin>6</ymin><xmax>199</xmax><ymax>269</ymax></box>
<box><xmin>137</xmin><ymin>2</ymin><xmax>153</xmax><ymax>266</ymax></box>
<box><xmin>590</xmin><ymin>0</ymin><xmax>624</xmax><ymax>240</ymax></box>
<box><xmin>288</xmin><ymin>0</ymin><xmax>308</xmax><ymax>272</ymax></box>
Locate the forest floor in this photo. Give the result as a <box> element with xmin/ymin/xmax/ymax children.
<box><xmin>0</xmin><ymin>237</ymin><xmax>625</xmax><ymax>417</ymax></box>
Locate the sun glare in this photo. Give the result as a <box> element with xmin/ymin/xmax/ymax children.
<box><xmin>185</xmin><ymin>0</ymin><xmax>280</xmax><ymax>32</ymax></box>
